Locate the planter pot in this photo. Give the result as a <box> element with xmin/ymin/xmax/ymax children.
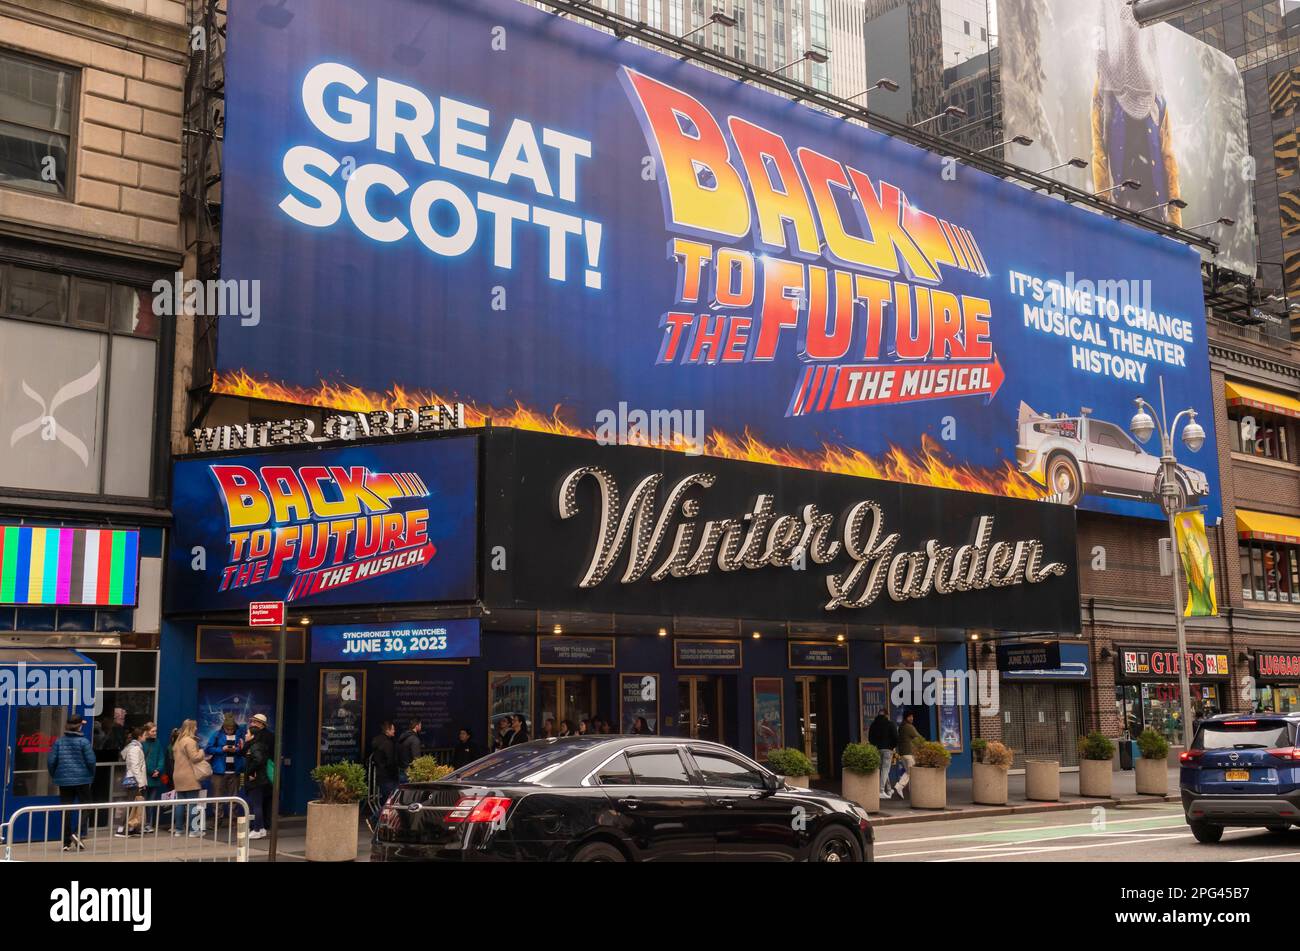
<box><xmin>972</xmin><ymin>762</ymin><xmax>1009</xmax><ymax>805</ymax></box>
<box><xmin>305</xmin><ymin>800</ymin><xmax>360</xmax><ymax>862</ymax></box>
<box><xmin>783</xmin><ymin>775</ymin><xmax>810</xmax><ymax>789</ymax></box>
<box><xmin>842</xmin><ymin>769</ymin><xmax>880</xmax><ymax>813</ymax></box>
<box><xmin>1136</xmin><ymin>757</ymin><xmax>1169</xmax><ymax>796</ymax></box>
<box><xmin>1079</xmin><ymin>758</ymin><xmax>1114</xmax><ymax>798</ymax></box>
<box><xmin>909</xmin><ymin>766</ymin><xmax>947</xmax><ymax>809</ymax></box>
<box><xmin>1025</xmin><ymin>760</ymin><xmax>1060</xmax><ymax>802</ymax></box>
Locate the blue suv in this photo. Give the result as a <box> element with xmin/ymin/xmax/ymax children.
<box><xmin>1179</xmin><ymin>713</ymin><xmax>1300</xmax><ymax>843</ymax></box>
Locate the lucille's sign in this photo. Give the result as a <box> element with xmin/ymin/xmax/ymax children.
<box><xmin>557</xmin><ymin>467</ymin><xmax>1068</xmax><ymax>612</ymax></box>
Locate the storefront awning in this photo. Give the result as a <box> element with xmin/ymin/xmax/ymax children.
<box><xmin>1237</xmin><ymin>508</ymin><xmax>1300</xmax><ymax>545</ymax></box>
<box><xmin>1225</xmin><ymin>381</ymin><xmax>1300</xmax><ymax>420</ymax></box>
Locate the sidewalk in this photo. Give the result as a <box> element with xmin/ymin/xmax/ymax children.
<box><xmin>847</xmin><ymin>764</ymin><xmax>1181</xmax><ymax>825</ymax></box>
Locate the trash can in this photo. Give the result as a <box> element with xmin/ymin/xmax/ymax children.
<box><xmin>1118</xmin><ymin>739</ymin><xmax>1135</xmax><ymax>770</ymax></box>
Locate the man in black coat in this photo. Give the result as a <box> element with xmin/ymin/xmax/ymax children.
<box><xmin>370</xmin><ymin>721</ymin><xmax>399</xmax><ymax>801</ymax></box>
<box><xmin>867</xmin><ymin>712</ymin><xmax>899</xmax><ymax>796</ymax></box>
<box><xmin>395</xmin><ymin>718</ymin><xmax>423</xmax><ymax>783</ymax></box>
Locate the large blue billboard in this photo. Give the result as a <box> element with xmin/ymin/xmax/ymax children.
<box><xmin>166</xmin><ymin>436</ymin><xmax>478</xmax><ymax>612</ymax></box>
<box><xmin>217</xmin><ymin>0</ymin><xmax>1220</xmax><ymax>521</ymax></box>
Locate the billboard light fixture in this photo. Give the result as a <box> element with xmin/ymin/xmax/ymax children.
<box><xmin>1095</xmin><ymin>178</ymin><xmax>1142</xmax><ymax>198</ymax></box>
<box><xmin>975</xmin><ymin>134</ymin><xmax>1033</xmax><ymax>154</ymax></box>
<box><xmin>912</xmin><ymin>105</ymin><xmax>966</xmax><ymax>129</ymax></box>
<box><xmin>681</xmin><ymin>9</ymin><xmax>736</xmax><ymax>40</ymax></box>
<box><xmin>846</xmin><ymin>78</ymin><xmax>900</xmax><ymax>110</ymax></box>
<box><xmin>1189</xmin><ymin>216</ymin><xmax>1235</xmax><ymax>230</ymax></box>
<box><xmin>1138</xmin><ymin>197</ymin><xmax>1189</xmax><ymax>214</ymax></box>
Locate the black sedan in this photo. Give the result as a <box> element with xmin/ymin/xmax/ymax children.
<box><xmin>372</xmin><ymin>735</ymin><xmax>873</xmax><ymax>862</ymax></box>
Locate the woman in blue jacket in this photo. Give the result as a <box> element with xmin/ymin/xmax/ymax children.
<box><xmin>47</xmin><ymin>713</ymin><xmax>97</xmax><ymax>851</ymax></box>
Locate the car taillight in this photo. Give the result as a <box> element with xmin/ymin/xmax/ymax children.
<box><xmin>1267</xmin><ymin>747</ymin><xmax>1300</xmax><ymax>761</ymax></box>
<box><xmin>445</xmin><ymin>796</ymin><xmax>511</xmax><ymax>824</ymax></box>
<box><xmin>1179</xmin><ymin>749</ymin><xmax>1203</xmax><ymax>763</ymax></box>
<box><xmin>378</xmin><ymin>806</ymin><xmax>401</xmax><ymax>832</ymax></box>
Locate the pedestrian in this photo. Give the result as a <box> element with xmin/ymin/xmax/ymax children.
<box><xmin>47</xmin><ymin>713</ymin><xmax>96</xmax><ymax>852</ymax></box>
<box><xmin>452</xmin><ymin>727</ymin><xmax>478</xmax><ymax>769</ymax></box>
<box><xmin>508</xmin><ymin>715</ymin><xmax>530</xmax><ymax>745</ymax></box>
<box><xmin>896</xmin><ymin>710</ymin><xmax>922</xmax><ymax>797</ymax></box>
<box><xmin>370</xmin><ymin>720</ymin><xmax>399</xmax><ymax>801</ymax></box>
<box><xmin>632</xmin><ymin>716</ymin><xmax>652</xmax><ymax>735</ymax></box>
<box><xmin>170</xmin><ymin>719</ymin><xmax>211</xmax><ymax>836</ymax></box>
<box><xmin>542</xmin><ymin>717</ymin><xmax>556</xmax><ymax>739</ymax></box>
<box><xmin>205</xmin><ymin>713</ymin><xmax>246</xmax><ymax>829</ymax></box>
<box><xmin>141</xmin><ymin>721</ymin><xmax>169</xmax><ymax>831</ymax></box>
<box><xmin>577</xmin><ymin>718</ymin><xmax>590</xmax><ymax>736</ymax></box>
<box><xmin>115</xmin><ymin>725</ymin><xmax>149</xmax><ymax>837</ymax></box>
<box><xmin>867</xmin><ymin>711</ymin><xmax>899</xmax><ymax>796</ymax></box>
<box><xmin>240</xmin><ymin>713</ymin><xmax>275</xmax><ymax>839</ymax></box>
<box><xmin>558</xmin><ymin>719</ymin><xmax>574</xmax><ymax>738</ymax></box>
<box><xmin>396</xmin><ymin>718</ymin><xmax>422</xmax><ymax>783</ymax></box>
<box><xmin>495</xmin><ymin>716</ymin><xmax>514</xmax><ymax>750</ymax></box>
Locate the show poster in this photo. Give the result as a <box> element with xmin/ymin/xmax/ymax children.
<box><xmin>620</xmin><ymin>673</ymin><xmax>659</xmax><ymax>735</ymax></box>
<box><xmin>938</xmin><ymin>678</ymin><xmax>964</xmax><ymax>753</ymax></box>
<box><xmin>167</xmin><ymin>438</ymin><xmax>477</xmax><ymax>611</ymax></box>
<box><xmin>859</xmin><ymin>678</ymin><xmax>888</xmax><ymax>739</ymax></box>
<box><xmin>371</xmin><ymin>668</ymin><xmax>460</xmax><ymax>750</ymax></box>
<box><xmin>752</xmin><ymin>677</ymin><xmax>784</xmax><ymax>762</ymax></box>
<box><xmin>196</xmin><ymin>679</ymin><xmax>277</xmax><ymax>742</ymax></box>
<box><xmin>318</xmin><ymin>669</ymin><xmax>366</xmax><ymax>766</ymax></box>
<box><xmin>310</xmin><ymin>618</ymin><xmax>480</xmax><ymax>662</ymax></box>
<box><xmin>218</xmin><ymin>0</ymin><xmax>1220</xmax><ymax>524</ymax></box>
<box><xmin>196</xmin><ymin>626</ymin><xmax>306</xmax><ymax>663</ymax></box>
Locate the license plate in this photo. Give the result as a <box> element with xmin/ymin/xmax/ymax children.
<box><xmin>1225</xmin><ymin>769</ymin><xmax>1250</xmax><ymax>782</ymax></box>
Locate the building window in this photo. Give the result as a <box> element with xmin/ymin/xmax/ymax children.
<box><xmin>0</xmin><ymin>264</ymin><xmax>159</xmax><ymax>498</ymax></box>
<box><xmin>1228</xmin><ymin>405</ymin><xmax>1298</xmax><ymax>462</ymax></box>
<box><xmin>0</xmin><ymin>50</ymin><xmax>76</xmax><ymax>198</ymax></box>
<box><xmin>1240</xmin><ymin>541</ymin><xmax>1300</xmax><ymax>602</ymax></box>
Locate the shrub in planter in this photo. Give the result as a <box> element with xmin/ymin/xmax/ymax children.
<box><xmin>306</xmin><ymin>761</ymin><xmax>367</xmax><ymax>862</ymax></box>
<box><xmin>841</xmin><ymin>742</ymin><xmax>881</xmax><ymax>812</ymax></box>
<box><xmin>765</xmin><ymin>748</ymin><xmax>814</xmax><ymax>787</ymax></box>
<box><xmin>406</xmin><ymin>756</ymin><xmax>455</xmax><ymax>784</ymax></box>
<box><xmin>1078</xmin><ymin>732</ymin><xmax>1116</xmax><ymax>798</ymax></box>
<box><xmin>1135</xmin><ymin>729</ymin><xmax>1170</xmax><ymax>795</ymax></box>
<box><xmin>909</xmin><ymin>741</ymin><xmax>951</xmax><ymax>810</ymax></box>
<box><xmin>972</xmin><ymin>740</ymin><xmax>1012</xmax><ymax>805</ymax></box>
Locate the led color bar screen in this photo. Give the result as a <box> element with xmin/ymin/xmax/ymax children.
<box><xmin>0</xmin><ymin>526</ymin><xmax>139</xmax><ymax>607</ymax></box>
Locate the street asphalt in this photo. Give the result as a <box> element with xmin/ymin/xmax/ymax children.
<box><xmin>873</xmin><ymin>801</ymin><xmax>1300</xmax><ymax>862</ymax></box>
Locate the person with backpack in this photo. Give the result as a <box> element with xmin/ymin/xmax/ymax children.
<box><xmin>115</xmin><ymin>725</ymin><xmax>149</xmax><ymax>837</ymax></box>
<box><xmin>47</xmin><ymin>713</ymin><xmax>96</xmax><ymax>851</ymax></box>
<box><xmin>240</xmin><ymin>713</ymin><xmax>275</xmax><ymax>839</ymax></box>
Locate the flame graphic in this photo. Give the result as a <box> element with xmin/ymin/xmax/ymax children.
<box><xmin>212</xmin><ymin>370</ymin><xmax>1044</xmax><ymax>499</ymax></box>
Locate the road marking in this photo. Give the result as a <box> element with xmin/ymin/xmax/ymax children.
<box><xmin>876</xmin><ymin>807</ymin><xmax>1185</xmax><ymax>846</ymax></box>
<box><xmin>879</xmin><ymin>825</ymin><xmax>1266</xmax><ymax>861</ymax></box>
<box><xmin>1231</xmin><ymin>850</ymin><xmax>1300</xmax><ymax>863</ymax></box>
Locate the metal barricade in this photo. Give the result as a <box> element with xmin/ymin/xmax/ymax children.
<box><xmin>2</xmin><ymin>795</ymin><xmax>251</xmax><ymax>862</ymax></box>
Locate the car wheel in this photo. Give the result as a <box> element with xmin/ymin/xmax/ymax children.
<box><xmin>1190</xmin><ymin>821</ymin><xmax>1224</xmax><ymax>844</ymax></box>
<box><xmin>1044</xmin><ymin>453</ymin><xmax>1082</xmax><ymax>505</ymax></box>
<box><xmin>810</xmin><ymin>826</ymin><xmax>862</xmax><ymax>863</ymax></box>
<box><xmin>571</xmin><ymin>840</ymin><xmax>626</xmax><ymax>863</ymax></box>
<box><xmin>1266</xmin><ymin>824</ymin><xmax>1290</xmax><ymax>834</ymax></box>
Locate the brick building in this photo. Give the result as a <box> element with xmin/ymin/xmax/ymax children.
<box><xmin>0</xmin><ymin>0</ymin><xmax>187</xmax><ymax>805</ymax></box>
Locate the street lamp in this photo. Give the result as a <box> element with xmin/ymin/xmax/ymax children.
<box><xmin>1129</xmin><ymin>378</ymin><xmax>1206</xmax><ymax>752</ymax></box>
<box><xmin>1138</xmin><ymin>197</ymin><xmax>1189</xmax><ymax>215</ymax></box>
<box><xmin>1038</xmin><ymin>157</ymin><xmax>1089</xmax><ymax>174</ymax></box>
<box><xmin>912</xmin><ymin>105</ymin><xmax>966</xmax><ymax>129</ymax></box>
<box><xmin>846</xmin><ymin>77</ymin><xmax>900</xmax><ymax>109</ymax></box>
<box><xmin>975</xmin><ymin>134</ymin><xmax>1033</xmax><ymax>154</ymax></box>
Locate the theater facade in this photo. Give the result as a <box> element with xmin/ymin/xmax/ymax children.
<box><xmin>159</xmin><ymin>426</ymin><xmax>1080</xmax><ymax>812</ymax></box>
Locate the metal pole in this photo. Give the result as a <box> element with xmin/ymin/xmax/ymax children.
<box><xmin>268</xmin><ymin>621</ymin><xmax>287</xmax><ymax>861</ymax></box>
<box><xmin>1157</xmin><ymin>378</ymin><xmax>1195</xmax><ymax>752</ymax></box>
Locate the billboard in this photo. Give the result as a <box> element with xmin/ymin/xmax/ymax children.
<box><xmin>218</xmin><ymin>0</ymin><xmax>1220</xmax><ymax>522</ymax></box>
<box><xmin>999</xmin><ymin>0</ymin><xmax>1255</xmax><ymax>277</ymax></box>
<box><xmin>166</xmin><ymin>436</ymin><xmax>478</xmax><ymax>612</ymax></box>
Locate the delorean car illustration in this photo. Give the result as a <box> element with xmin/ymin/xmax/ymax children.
<box><xmin>1016</xmin><ymin>403</ymin><xmax>1210</xmax><ymax>508</ymax></box>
